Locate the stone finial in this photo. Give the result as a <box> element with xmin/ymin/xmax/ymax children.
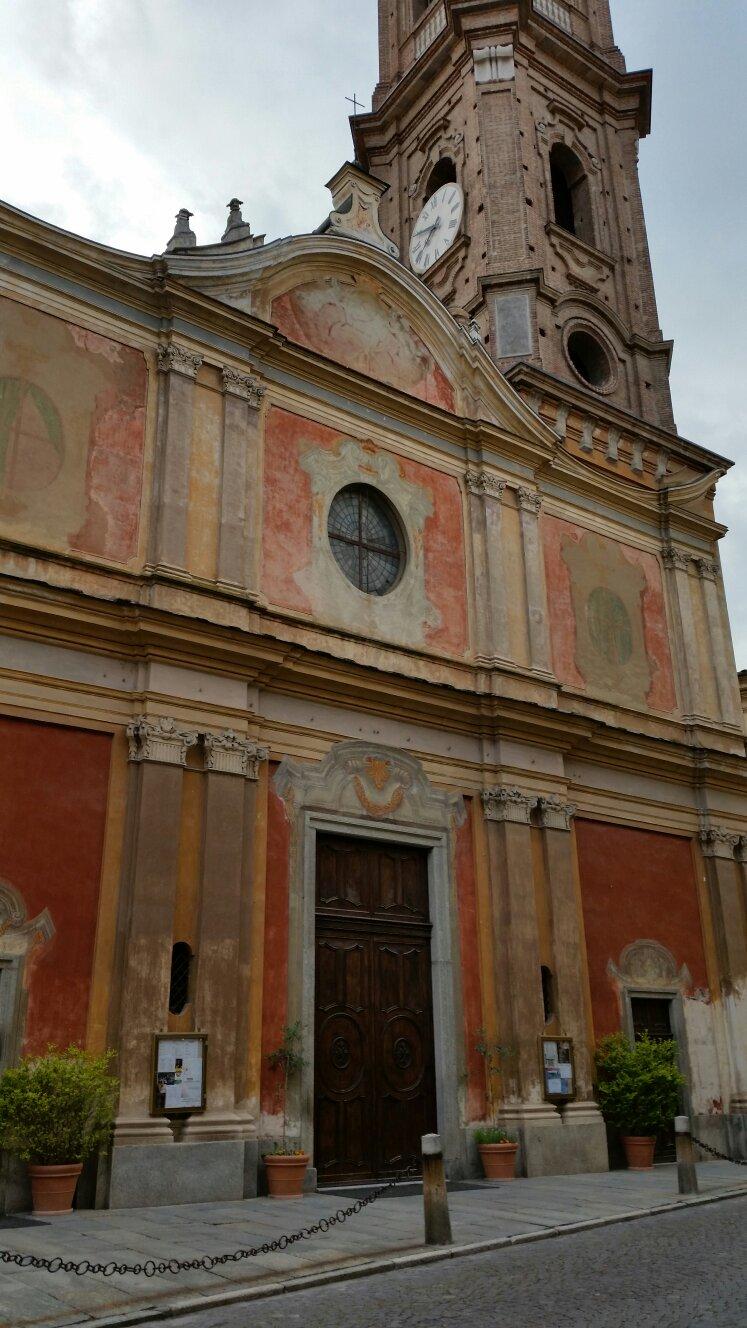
<box><xmin>127</xmin><ymin>716</ymin><xmax>199</xmax><ymax>767</ymax></box>
<box><xmin>482</xmin><ymin>786</ymin><xmax>536</xmax><ymax>825</ymax></box>
<box><xmin>325</xmin><ymin>162</ymin><xmax>399</xmax><ymax>259</ymax></box>
<box><xmin>203</xmin><ymin>731</ymin><xmax>269</xmax><ymax>780</ymax></box>
<box><xmin>221</xmin><ymin>198</ymin><xmax>253</xmax><ymax>244</ymax></box>
<box><xmin>165</xmin><ymin>208</ymin><xmax>196</xmax><ymax>252</ymax></box>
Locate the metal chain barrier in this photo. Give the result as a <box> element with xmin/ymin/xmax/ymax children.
<box><xmin>0</xmin><ymin>1164</ymin><xmax>419</xmax><ymax>1279</ymax></box>
<box><xmin>690</xmin><ymin>1134</ymin><xmax>747</xmax><ymax>1166</ymax></box>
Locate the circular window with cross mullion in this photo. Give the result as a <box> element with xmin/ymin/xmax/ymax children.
<box><xmin>327</xmin><ymin>484</ymin><xmax>404</xmax><ymax>596</ymax></box>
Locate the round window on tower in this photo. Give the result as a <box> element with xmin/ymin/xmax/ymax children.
<box><xmin>565</xmin><ymin>326</ymin><xmax>616</xmax><ymax>392</ymax></box>
<box><xmin>327</xmin><ymin>484</ymin><xmax>405</xmax><ymax>596</ymax></box>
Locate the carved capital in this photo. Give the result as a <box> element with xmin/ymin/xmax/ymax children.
<box><xmin>699</xmin><ymin>825</ymin><xmax>741</xmax><ymax>860</ymax></box>
<box><xmin>661</xmin><ymin>546</ymin><xmax>693</xmax><ymax>573</ymax></box>
<box><xmin>465</xmin><ymin>470</ymin><xmax>506</xmax><ymax>501</ymax></box>
<box><xmin>221</xmin><ymin>366</ymin><xmax>265</xmax><ymax>407</ymax></box>
<box><xmin>693</xmin><ymin>556</ymin><xmax>720</xmax><ymax>583</ymax></box>
<box><xmin>157</xmin><ymin>343</ymin><xmax>203</xmax><ymax>379</ymax></box>
<box><xmin>516</xmin><ymin>487</ymin><xmax>543</xmax><ymax>515</ymax></box>
<box><xmin>736</xmin><ymin>837</ymin><xmax>747</xmax><ymax>864</ymax></box>
<box><xmin>535</xmin><ymin>795</ymin><xmax>576</xmax><ymax>832</ymax></box>
<box><xmin>482</xmin><ymin>786</ymin><xmax>536</xmax><ymax>825</ymax></box>
<box><xmin>127</xmin><ymin>716</ymin><xmax>199</xmax><ymax>767</ymax></box>
<box><xmin>204</xmin><ymin>731</ymin><xmax>269</xmax><ymax>779</ymax></box>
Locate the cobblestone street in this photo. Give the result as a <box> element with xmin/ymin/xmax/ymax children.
<box><xmin>173</xmin><ymin>1195</ymin><xmax>747</xmax><ymax>1328</ymax></box>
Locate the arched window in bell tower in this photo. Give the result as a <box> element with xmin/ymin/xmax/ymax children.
<box><xmin>550</xmin><ymin>144</ymin><xmax>595</xmax><ymax>247</ymax></box>
<box><xmin>424</xmin><ymin>157</ymin><xmax>457</xmax><ymax>203</ymax></box>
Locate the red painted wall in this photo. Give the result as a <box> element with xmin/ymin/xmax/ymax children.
<box><xmin>260</xmin><ymin>774</ymin><xmax>291</xmax><ymax>1115</ymax></box>
<box><xmin>0</xmin><ymin>717</ymin><xmax>111</xmax><ymax>1054</ymax></box>
<box><xmin>455</xmin><ymin>802</ymin><xmax>486</xmax><ymax>1121</ymax></box>
<box><xmin>576</xmin><ymin>820</ymin><xmax>708</xmax><ymax>1039</ymax></box>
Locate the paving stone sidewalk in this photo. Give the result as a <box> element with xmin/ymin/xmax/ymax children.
<box><xmin>1</xmin><ymin>1162</ymin><xmax>745</xmax><ymax>1328</ymax></box>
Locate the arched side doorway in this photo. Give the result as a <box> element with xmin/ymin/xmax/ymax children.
<box><xmin>274</xmin><ymin>742</ymin><xmax>467</xmax><ymax>1183</ymax></box>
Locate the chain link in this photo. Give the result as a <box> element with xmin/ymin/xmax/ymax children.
<box><xmin>690</xmin><ymin>1134</ymin><xmax>747</xmax><ymax>1166</ymax></box>
<box><xmin>0</xmin><ymin>1164</ymin><xmax>419</xmax><ymax>1279</ymax></box>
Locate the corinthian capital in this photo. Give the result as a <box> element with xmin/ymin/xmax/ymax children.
<box><xmin>127</xmin><ymin>716</ymin><xmax>199</xmax><ymax>766</ymax></box>
<box><xmin>661</xmin><ymin>546</ymin><xmax>693</xmax><ymax>573</ymax></box>
<box><xmin>535</xmin><ymin>795</ymin><xmax>577</xmax><ymax>832</ymax></box>
<box><xmin>204</xmin><ymin>731</ymin><xmax>269</xmax><ymax>779</ymax></box>
<box><xmin>157</xmin><ymin>343</ymin><xmax>203</xmax><ymax>379</ymax></box>
<box><xmin>693</xmin><ymin>557</ymin><xmax>720</xmax><ymax>582</ymax></box>
<box><xmin>482</xmin><ymin>786</ymin><xmax>536</xmax><ymax>825</ymax></box>
<box><xmin>516</xmin><ymin>487</ymin><xmax>543</xmax><ymax>515</ymax></box>
<box><xmin>221</xmin><ymin>366</ymin><xmax>266</xmax><ymax>407</ymax></box>
<box><xmin>698</xmin><ymin>825</ymin><xmax>740</xmax><ymax>860</ymax></box>
<box><xmin>465</xmin><ymin>469</ymin><xmax>506</xmax><ymax>501</ymax></box>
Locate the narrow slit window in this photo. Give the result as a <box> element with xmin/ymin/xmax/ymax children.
<box><xmin>169</xmin><ymin>942</ymin><xmax>193</xmax><ymax>1015</ymax></box>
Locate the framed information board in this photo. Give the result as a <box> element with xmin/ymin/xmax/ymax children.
<box><xmin>151</xmin><ymin>1034</ymin><xmax>207</xmax><ymax>1116</ymax></box>
<box><xmin>540</xmin><ymin>1037</ymin><xmax>576</xmax><ymax>1103</ymax></box>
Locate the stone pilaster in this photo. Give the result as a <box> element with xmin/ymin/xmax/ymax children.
<box><xmin>217</xmin><ymin>367</ymin><xmax>265</xmax><ymax>593</ymax></box>
<box><xmin>114</xmin><ymin>717</ymin><xmax>199</xmax><ymax>1147</ymax></box>
<box><xmin>700</xmin><ymin>825</ymin><xmax>747</xmax><ymax>1112</ymax></box>
<box><xmin>694</xmin><ymin>558</ymin><xmax>742</xmax><ymax>727</ymax></box>
<box><xmin>465</xmin><ymin>470</ymin><xmax>510</xmax><ymax>663</ymax></box>
<box><xmin>182</xmin><ymin>734</ymin><xmax>268</xmax><ymax>1141</ymax></box>
<box><xmin>152</xmin><ymin>342</ymin><xmax>203</xmax><ymax>575</ymax></box>
<box><xmin>662</xmin><ymin>547</ymin><xmax>707</xmax><ymax>721</ymax></box>
<box><xmin>515</xmin><ymin>488</ymin><xmax>553</xmax><ymax>677</ymax></box>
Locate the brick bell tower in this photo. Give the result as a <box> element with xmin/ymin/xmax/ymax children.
<box><xmin>354</xmin><ymin>0</ymin><xmax>676</xmax><ymax>437</ymax></box>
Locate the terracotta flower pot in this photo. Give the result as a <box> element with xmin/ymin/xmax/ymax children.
<box><xmin>621</xmin><ymin>1136</ymin><xmax>656</xmax><ymax>1171</ymax></box>
<box><xmin>478</xmin><ymin>1142</ymin><xmax>518</xmax><ymax>1180</ymax></box>
<box><xmin>28</xmin><ymin>1163</ymin><xmax>83</xmax><ymax>1215</ymax></box>
<box><xmin>264</xmin><ymin>1152</ymin><xmax>310</xmax><ymax>1198</ymax></box>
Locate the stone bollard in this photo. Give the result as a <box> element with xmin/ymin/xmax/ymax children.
<box><xmin>422</xmin><ymin>1133</ymin><xmax>453</xmax><ymax>1246</ymax></box>
<box><xmin>675</xmin><ymin>1115</ymin><xmax>699</xmax><ymax>1195</ymax></box>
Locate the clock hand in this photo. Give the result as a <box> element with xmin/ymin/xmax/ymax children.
<box><xmin>413</xmin><ymin>222</ymin><xmax>438</xmax><ymax>240</ymax></box>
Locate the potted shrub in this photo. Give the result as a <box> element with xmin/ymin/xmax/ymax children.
<box><xmin>0</xmin><ymin>1046</ymin><xmax>118</xmax><ymax>1214</ymax></box>
<box><xmin>264</xmin><ymin>1023</ymin><xmax>309</xmax><ymax>1198</ymax></box>
<box><xmin>595</xmin><ymin>1032</ymin><xmax>684</xmax><ymax>1171</ymax></box>
<box><xmin>474</xmin><ymin>1030</ymin><xmax>518</xmax><ymax>1179</ymax></box>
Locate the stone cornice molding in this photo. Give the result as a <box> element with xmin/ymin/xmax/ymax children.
<box><xmin>698</xmin><ymin>825</ymin><xmax>741</xmax><ymax>860</ymax></box>
<box><xmin>157</xmin><ymin>343</ymin><xmax>203</xmax><ymax>379</ymax></box>
<box><xmin>465</xmin><ymin>469</ymin><xmax>506</xmax><ymax>501</ymax></box>
<box><xmin>534</xmin><ymin>795</ymin><xmax>577</xmax><ymax>832</ymax></box>
<box><xmin>204</xmin><ymin>730</ymin><xmax>269</xmax><ymax>779</ymax></box>
<box><xmin>482</xmin><ymin>786</ymin><xmax>535</xmax><ymax>825</ymax></box>
<box><xmin>127</xmin><ymin>716</ymin><xmax>199</xmax><ymax>767</ymax></box>
<box><xmin>516</xmin><ymin>487</ymin><xmax>543</xmax><ymax>515</ymax></box>
<box><xmin>221</xmin><ymin>366</ymin><xmax>265</xmax><ymax>407</ymax></box>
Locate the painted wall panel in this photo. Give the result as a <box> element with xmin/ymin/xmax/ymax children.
<box><xmin>272</xmin><ymin>274</ymin><xmax>455</xmax><ymax>412</ymax></box>
<box><xmin>543</xmin><ymin>515</ymin><xmax>676</xmax><ymax>713</ymax></box>
<box><xmin>261</xmin><ymin>407</ymin><xmax>468</xmax><ymax>656</ymax></box>
<box><xmin>0</xmin><ymin>296</ymin><xmax>147</xmax><ymax>564</ymax></box>
<box><xmin>455</xmin><ymin>802</ymin><xmax>486</xmax><ymax>1121</ymax></box>
<box><xmin>185</xmin><ymin>383</ymin><xmax>222</xmax><ymax>581</ymax></box>
<box><xmin>0</xmin><ymin>717</ymin><xmax>111</xmax><ymax>1055</ymax></box>
<box><xmin>260</xmin><ymin>775</ymin><xmax>291</xmax><ymax>1119</ymax></box>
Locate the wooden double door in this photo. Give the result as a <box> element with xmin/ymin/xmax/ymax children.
<box><xmin>314</xmin><ymin>835</ymin><xmax>437</xmax><ymax>1185</ymax></box>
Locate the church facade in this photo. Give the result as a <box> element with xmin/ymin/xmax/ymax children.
<box><xmin>0</xmin><ymin>0</ymin><xmax>745</xmax><ymax>1211</ymax></box>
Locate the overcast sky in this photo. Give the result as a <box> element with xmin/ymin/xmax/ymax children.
<box><xmin>1</xmin><ymin>0</ymin><xmax>745</xmax><ymax>662</ymax></box>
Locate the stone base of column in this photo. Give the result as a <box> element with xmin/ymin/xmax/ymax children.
<box><xmin>181</xmin><ymin>1110</ymin><xmax>254</xmax><ymax>1142</ymax></box>
<box><xmin>113</xmin><ymin>1115</ymin><xmax>175</xmax><ymax>1147</ymax></box>
<box><xmin>108</xmin><ymin>1139</ymin><xmax>248</xmax><ymax>1209</ymax></box>
<box><xmin>496</xmin><ymin>1100</ymin><xmax>608</xmax><ymax>1176</ymax></box>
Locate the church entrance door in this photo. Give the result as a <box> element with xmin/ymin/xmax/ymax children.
<box><xmin>314</xmin><ymin>834</ymin><xmax>437</xmax><ymax>1185</ymax></box>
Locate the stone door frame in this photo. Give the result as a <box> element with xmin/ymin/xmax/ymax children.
<box><xmin>274</xmin><ymin>742</ymin><xmax>467</xmax><ymax>1181</ymax></box>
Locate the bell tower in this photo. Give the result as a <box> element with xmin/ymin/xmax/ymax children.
<box><xmin>355</xmin><ymin>0</ymin><xmax>676</xmax><ymax>435</ymax></box>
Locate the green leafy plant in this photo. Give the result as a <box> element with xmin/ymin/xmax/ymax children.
<box><xmin>0</xmin><ymin>1046</ymin><xmax>118</xmax><ymax>1165</ymax></box>
<box><xmin>474</xmin><ymin>1126</ymin><xmax>516</xmax><ymax>1146</ymax></box>
<box><xmin>474</xmin><ymin>1029</ymin><xmax>515</xmax><ymax>1126</ymax></box>
<box><xmin>595</xmin><ymin>1033</ymin><xmax>684</xmax><ymax>1137</ymax></box>
<box><xmin>266</xmin><ymin>1022</ymin><xmax>307</xmax><ymax>1156</ymax></box>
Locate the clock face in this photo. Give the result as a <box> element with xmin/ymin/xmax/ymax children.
<box><xmin>409</xmin><ymin>183</ymin><xmax>464</xmax><ymax>274</ymax></box>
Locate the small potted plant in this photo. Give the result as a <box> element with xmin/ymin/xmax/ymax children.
<box><xmin>264</xmin><ymin>1023</ymin><xmax>309</xmax><ymax>1198</ymax></box>
<box><xmin>0</xmin><ymin>1045</ymin><xmax>118</xmax><ymax>1214</ymax></box>
<box><xmin>474</xmin><ymin>1030</ymin><xmax>518</xmax><ymax>1179</ymax></box>
<box><xmin>595</xmin><ymin>1032</ymin><xmax>684</xmax><ymax>1171</ymax></box>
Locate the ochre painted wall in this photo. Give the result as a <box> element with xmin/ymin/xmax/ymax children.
<box><xmin>455</xmin><ymin>801</ymin><xmax>486</xmax><ymax>1121</ymax></box>
<box><xmin>0</xmin><ymin>717</ymin><xmax>111</xmax><ymax>1054</ymax></box>
<box><xmin>576</xmin><ymin>819</ymin><xmax>708</xmax><ymax>1039</ymax></box>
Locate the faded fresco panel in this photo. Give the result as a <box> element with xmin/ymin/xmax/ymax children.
<box><xmin>0</xmin><ymin>296</ymin><xmax>147</xmax><ymax>563</ymax></box>
<box><xmin>261</xmin><ymin>407</ymin><xmax>468</xmax><ymax>656</ymax></box>
<box><xmin>543</xmin><ymin>515</ymin><xmax>676</xmax><ymax>712</ymax></box>
<box><xmin>271</xmin><ymin>274</ymin><xmax>456</xmax><ymax>412</ymax></box>
<box><xmin>185</xmin><ymin>383</ymin><xmax>222</xmax><ymax>581</ymax></box>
